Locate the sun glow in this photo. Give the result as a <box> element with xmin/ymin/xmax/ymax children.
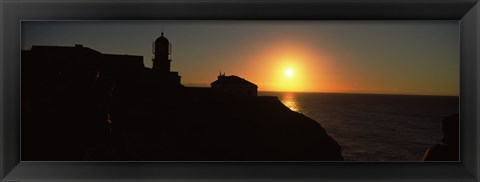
<box><xmin>285</xmin><ymin>68</ymin><xmax>294</xmax><ymax>78</ymax></box>
<box><xmin>254</xmin><ymin>40</ymin><xmax>333</xmax><ymax>93</ymax></box>
<box><xmin>271</xmin><ymin>61</ymin><xmax>306</xmax><ymax>92</ymax></box>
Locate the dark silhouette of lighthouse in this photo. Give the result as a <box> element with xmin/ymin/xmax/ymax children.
<box><xmin>152</xmin><ymin>32</ymin><xmax>181</xmax><ymax>85</ymax></box>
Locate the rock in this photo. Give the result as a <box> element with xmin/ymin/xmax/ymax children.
<box><xmin>107</xmin><ymin>91</ymin><xmax>344</xmax><ymax>161</ymax></box>
<box><xmin>423</xmin><ymin>113</ymin><xmax>459</xmax><ymax>161</ymax></box>
<box><xmin>22</xmin><ymin>45</ymin><xmax>344</xmax><ymax>161</ymax></box>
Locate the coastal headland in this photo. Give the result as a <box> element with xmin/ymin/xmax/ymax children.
<box><xmin>21</xmin><ymin>43</ymin><xmax>344</xmax><ymax>161</ymax></box>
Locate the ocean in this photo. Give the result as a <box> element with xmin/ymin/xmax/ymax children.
<box><xmin>259</xmin><ymin>91</ymin><xmax>459</xmax><ymax>161</ymax></box>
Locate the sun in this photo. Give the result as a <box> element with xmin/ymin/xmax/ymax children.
<box><xmin>285</xmin><ymin>68</ymin><xmax>294</xmax><ymax>78</ymax></box>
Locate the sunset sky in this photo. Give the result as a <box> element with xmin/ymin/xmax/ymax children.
<box><xmin>22</xmin><ymin>21</ymin><xmax>459</xmax><ymax>96</ymax></box>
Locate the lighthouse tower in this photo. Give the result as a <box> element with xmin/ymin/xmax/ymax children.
<box><xmin>151</xmin><ymin>32</ymin><xmax>181</xmax><ymax>85</ymax></box>
<box><xmin>152</xmin><ymin>32</ymin><xmax>172</xmax><ymax>74</ymax></box>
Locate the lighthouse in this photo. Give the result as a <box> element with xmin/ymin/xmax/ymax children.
<box><xmin>151</xmin><ymin>32</ymin><xmax>181</xmax><ymax>86</ymax></box>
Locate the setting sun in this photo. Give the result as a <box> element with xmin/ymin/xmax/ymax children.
<box><xmin>285</xmin><ymin>68</ymin><xmax>294</xmax><ymax>78</ymax></box>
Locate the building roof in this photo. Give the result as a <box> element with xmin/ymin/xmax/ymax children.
<box><xmin>155</xmin><ymin>32</ymin><xmax>169</xmax><ymax>44</ymax></box>
<box><xmin>211</xmin><ymin>75</ymin><xmax>257</xmax><ymax>87</ymax></box>
<box><xmin>30</xmin><ymin>44</ymin><xmax>101</xmax><ymax>55</ymax></box>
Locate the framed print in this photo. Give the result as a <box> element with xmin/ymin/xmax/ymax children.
<box><xmin>1</xmin><ymin>0</ymin><xmax>479</xmax><ymax>181</ymax></box>
<box><xmin>19</xmin><ymin>20</ymin><xmax>459</xmax><ymax>162</ymax></box>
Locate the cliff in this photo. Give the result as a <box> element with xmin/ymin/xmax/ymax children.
<box><xmin>423</xmin><ymin>113</ymin><xmax>459</xmax><ymax>161</ymax></box>
<box><xmin>22</xmin><ymin>81</ymin><xmax>344</xmax><ymax>160</ymax></box>
<box><xmin>21</xmin><ymin>45</ymin><xmax>344</xmax><ymax>161</ymax></box>
<box><xmin>99</xmin><ymin>83</ymin><xmax>344</xmax><ymax>161</ymax></box>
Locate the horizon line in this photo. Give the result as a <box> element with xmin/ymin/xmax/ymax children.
<box><xmin>258</xmin><ymin>90</ymin><xmax>460</xmax><ymax>97</ymax></box>
<box><xmin>183</xmin><ymin>85</ymin><xmax>458</xmax><ymax>97</ymax></box>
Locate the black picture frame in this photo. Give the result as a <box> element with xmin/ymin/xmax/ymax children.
<box><xmin>1</xmin><ymin>0</ymin><xmax>479</xmax><ymax>181</ymax></box>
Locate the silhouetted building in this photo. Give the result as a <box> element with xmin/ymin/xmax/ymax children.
<box><xmin>22</xmin><ymin>44</ymin><xmax>146</xmax><ymax>86</ymax></box>
<box><xmin>211</xmin><ymin>74</ymin><xmax>258</xmax><ymax>96</ymax></box>
<box><xmin>21</xmin><ymin>44</ymin><xmax>132</xmax><ymax>160</ymax></box>
<box><xmin>152</xmin><ymin>32</ymin><xmax>181</xmax><ymax>86</ymax></box>
<box><xmin>101</xmin><ymin>54</ymin><xmax>145</xmax><ymax>81</ymax></box>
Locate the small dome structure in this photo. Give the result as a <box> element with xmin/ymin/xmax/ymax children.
<box><xmin>155</xmin><ymin>32</ymin><xmax>169</xmax><ymax>44</ymax></box>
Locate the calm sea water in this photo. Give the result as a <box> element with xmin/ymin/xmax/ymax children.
<box><xmin>259</xmin><ymin>91</ymin><xmax>459</xmax><ymax>161</ymax></box>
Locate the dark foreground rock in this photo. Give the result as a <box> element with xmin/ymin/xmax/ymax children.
<box><xmin>111</xmin><ymin>89</ymin><xmax>343</xmax><ymax>161</ymax></box>
<box><xmin>22</xmin><ymin>84</ymin><xmax>344</xmax><ymax>161</ymax></box>
<box><xmin>21</xmin><ymin>45</ymin><xmax>343</xmax><ymax>161</ymax></box>
<box><xmin>423</xmin><ymin>113</ymin><xmax>459</xmax><ymax>161</ymax></box>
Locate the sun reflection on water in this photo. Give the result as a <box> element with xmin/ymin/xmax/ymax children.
<box><xmin>279</xmin><ymin>92</ymin><xmax>300</xmax><ymax>112</ymax></box>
